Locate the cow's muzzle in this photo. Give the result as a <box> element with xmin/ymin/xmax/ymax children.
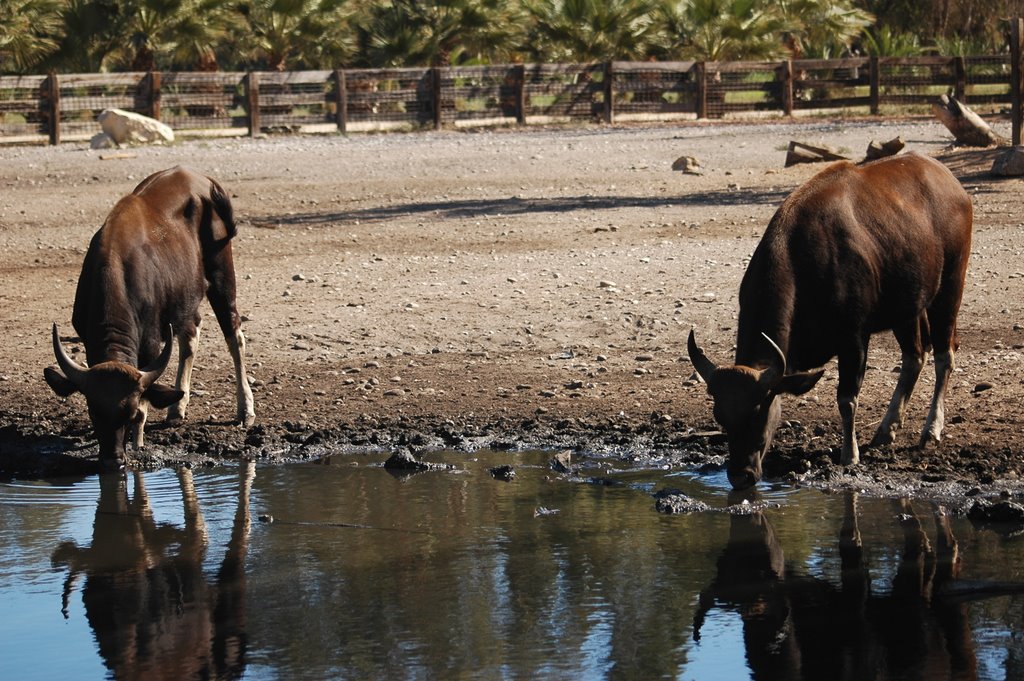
<box><xmin>727</xmin><ymin>465</ymin><xmax>761</xmax><ymax>490</ymax></box>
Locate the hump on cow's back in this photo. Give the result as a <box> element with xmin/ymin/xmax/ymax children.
<box><xmin>133</xmin><ymin>166</ymin><xmax>236</xmax><ymax>242</ymax></box>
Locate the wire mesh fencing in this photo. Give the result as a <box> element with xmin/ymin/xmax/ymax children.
<box><xmin>1</xmin><ymin>55</ymin><xmax>1018</xmax><ymax>145</ymax></box>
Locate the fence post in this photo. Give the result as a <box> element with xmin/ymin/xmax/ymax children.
<box><xmin>603</xmin><ymin>61</ymin><xmax>614</xmax><ymax>124</ymax></box>
<box><xmin>953</xmin><ymin>56</ymin><xmax>966</xmax><ymax>101</ymax></box>
<box><xmin>780</xmin><ymin>59</ymin><xmax>794</xmax><ymax>116</ymax></box>
<box><xmin>869</xmin><ymin>56</ymin><xmax>880</xmax><ymax>115</ymax></box>
<box><xmin>246</xmin><ymin>72</ymin><xmax>260</xmax><ymax>136</ymax></box>
<box><xmin>334</xmin><ymin>69</ymin><xmax>347</xmax><ymax>133</ymax></box>
<box><xmin>44</xmin><ymin>73</ymin><xmax>61</xmax><ymax>145</ymax></box>
<box><xmin>515</xmin><ymin>64</ymin><xmax>526</xmax><ymax>125</ymax></box>
<box><xmin>695</xmin><ymin>62</ymin><xmax>707</xmax><ymax>119</ymax></box>
<box><xmin>148</xmin><ymin>72</ymin><xmax>161</xmax><ymax>120</ymax></box>
<box><xmin>431</xmin><ymin>67</ymin><xmax>442</xmax><ymax>130</ymax></box>
<box><xmin>1012</xmin><ymin>18</ymin><xmax>1023</xmax><ymax>146</ymax></box>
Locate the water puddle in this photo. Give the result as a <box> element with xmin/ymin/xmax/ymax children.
<box><xmin>2</xmin><ymin>450</ymin><xmax>1024</xmax><ymax>679</ymax></box>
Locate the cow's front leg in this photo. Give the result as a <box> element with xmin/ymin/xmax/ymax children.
<box><xmin>168</xmin><ymin>322</ymin><xmax>201</xmax><ymax>423</ymax></box>
<box><xmin>837</xmin><ymin>341</ymin><xmax>868</xmax><ymax>466</ymax></box>
<box><xmin>920</xmin><ymin>350</ymin><xmax>953</xmax><ymax>447</ymax></box>
<box><xmin>132</xmin><ymin>401</ymin><xmax>150</xmax><ymax>450</ymax></box>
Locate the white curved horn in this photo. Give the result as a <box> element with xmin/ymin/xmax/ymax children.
<box><xmin>759</xmin><ymin>332</ymin><xmax>787</xmax><ymax>386</ymax></box>
<box><xmin>52</xmin><ymin>323</ymin><xmax>88</xmax><ymax>389</ymax></box>
<box><xmin>140</xmin><ymin>325</ymin><xmax>174</xmax><ymax>389</ymax></box>
<box><xmin>687</xmin><ymin>329</ymin><xmax>718</xmax><ymax>383</ymax></box>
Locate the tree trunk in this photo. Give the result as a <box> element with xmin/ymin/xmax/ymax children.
<box><xmin>932</xmin><ymin>93</ymin><xmax>1008</xmax><ymax>147</ymax></box>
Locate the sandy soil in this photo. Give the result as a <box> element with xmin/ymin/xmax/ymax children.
<box><xmin>2</xmin><ymin>118</ymin><xmax>1022</xmax><ymax>498</ymax></box>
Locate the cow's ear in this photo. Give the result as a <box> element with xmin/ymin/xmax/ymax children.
<box><xmin>44</xmin><ymin>366</ymin><xmax>79</xmax><ymax>397</ymax></box>
<box><xmin>144</xmin><ymin>384</ymin><xmax>185</xmax><ymax>410</ymax></box>
<box><xmin>773</xmin><ymin>369</ymin><xmax>824</xmax><ymax>397</ymax></box>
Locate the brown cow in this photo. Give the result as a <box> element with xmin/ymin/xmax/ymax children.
<box><xmin>688</xmin><ymin>152</ymin><xmax>972</xmax><ymax>489</ymax></box>
<box><xmin>45</xmin><ymin>166</ymin><xmax>255</xmax><ymax>468</ymax></box>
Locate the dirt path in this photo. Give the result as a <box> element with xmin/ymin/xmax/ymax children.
<box><xmin>2</xmin><ymin>119</ymin><xmax>1022</xmax><ymax>499</ymax></box>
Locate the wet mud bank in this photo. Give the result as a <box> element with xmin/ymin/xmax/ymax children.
<box><xmin>5</xmin><ymin>405</ymin><xmax>1024</xmax><ymax>519</ymax></box>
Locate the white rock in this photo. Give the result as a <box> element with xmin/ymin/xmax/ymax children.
<box><xmin>97</xmin><ymin>108</ymin><xmax>174</xmax><ymax>146</ymax></box>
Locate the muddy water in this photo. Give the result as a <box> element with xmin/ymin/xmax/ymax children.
<box><xmin>2</xmin><ymin>451</ymin><xmax>1024</xmax><ymax>680</ymax></box>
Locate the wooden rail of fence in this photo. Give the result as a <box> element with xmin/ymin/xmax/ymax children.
<box><xmin>0</xmin><ymin>54</ymin><xmax>1017</xmax><ymax>145</ymax></box>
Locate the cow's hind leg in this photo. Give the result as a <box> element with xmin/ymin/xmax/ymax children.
<box><xmin>870</xmin><ymin>315</ymin><xmax>927</xmax><ymax>447</ymax></box>
<box><xmin>167</xmin><ymin>320</ymin><xmax>201</xmax><ymax>423</ymax></box>
<box><xmin>207</xmin><ymin>284</ymin><xmax>255</xmax><ymax>427</ymax></box>
<box><xmin>921</xmin><ymin>349</ymin><xmax>954</xmax><ymax>447</ymax></box>
<box><xmin>836</xmin><ymin>336</ymin><xmax>870</xmax><ymax>466</ymax></box>
<box><xmin>920</xmin><ymin>289</ymin><xmax>963</xmax><ymax>447</ymax></box>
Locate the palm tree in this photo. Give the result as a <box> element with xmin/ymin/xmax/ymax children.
<box><xmin>861</xmin><ymin>24</ymin><xmax>922</xmax><ymax>56</ymax></box>
<box><xmin>238</xmin><ymin>0</ymin><xmax>361</xmax><ymax>70</ymax></box>
<box><xmin>92</xmin><ymin>0</ymin><xmax>234</xmax><ymax>71</ymax></box>
<box><xmin>361</xmin><ymin>0</ymin><xmax>523</xmax><ymax>68</ymax></box>
<box><xmin>0</xmin><ymin>0</ymin><xmax>62</xmax><ymax>73</ymax></box>
<box><xmin>660</xmin><ymin>0</ymin><xmax>791</xmax><ymax>61</ymax></box>
<box><xmin>521</xmin><ymin>0</ymin><xmax>662</xmax><ymax>63</ymax></box>
<box><xmin>779</xmin><ymin>0</ymin><xmax>874</xmax><ymax>59</ymax></box>
<box><xmin>44</xmin><ymin>0</ymin><xmax>123</xmax><ymax>73</ymax></box>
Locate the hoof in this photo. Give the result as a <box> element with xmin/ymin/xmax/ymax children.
<box><xmin>238</xmin><ymin>412</ymin><xmax>256</xmax><ymax>428</ymax></box>
<box><xmin>100</xmin><ymin>458</ymin><xmax>126</xmax><ymax>472</ymax></box>
<box><xmin>868</xmin><ymin>429</ymin><xmax>896</xmax><ymax>449</ymax></box>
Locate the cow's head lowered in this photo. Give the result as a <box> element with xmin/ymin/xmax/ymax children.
<box><xmin>688</xmin><ymin>330</ymin><xmax>824</xmax><ymax>489</ymax></box>
<box><xmin>45</xmin><ymin>324</ymin><xmax>183</xmax><ymax>466</ymax></box>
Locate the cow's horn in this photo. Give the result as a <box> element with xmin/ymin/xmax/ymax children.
<box><xmin>687</xmin><ymin>329</ymin><xmax>718</xmax><ymax>382</ymax></box>
<box><xmin>52</xmin><ymin>323</ymin><xmax>88</xmax><ymax>389</ymax></box>
<box><xmin>759</xmin><ymin>332</ymin><xmax>787</xmax><ymax>386</ymax></box>
<box><xmin>140</xmin><ymin>326</ymin><xmax>174</xmax><ymax>389</ymax></box>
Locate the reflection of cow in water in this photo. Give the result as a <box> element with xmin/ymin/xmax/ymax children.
<box><xmin>51</xmin><ymin>462</ymin><xmax>253</xmax><ymax>680</ymax></box>
<box><xmin>693</xmin><ymin>494</ymin><xmax>989</xmax><ymax>680</ymax></box>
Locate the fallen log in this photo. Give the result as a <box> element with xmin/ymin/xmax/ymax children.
<box><xmin>932</xmin><ymin>93</ymin><xmax>1008</xmax><ymax>147</ymax></box>
<box><xmin>785</xmin><ymin>140</ymin><xmax>849</xmax><ymax>167</ymax></box>
<box><xmin>864</xmin><ymin>136</ymin><xmax>905</xmax><ymax>161</ymax></box>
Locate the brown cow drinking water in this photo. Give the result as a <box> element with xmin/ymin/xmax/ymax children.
<box><xmin>44</xmin><ymin>166</ymin><xmax>256</xmax><ymax>469</ymax></box>
<box><xmin>688</xmin><ymin>152</ymin><xmax>973</xmax><ymax>489</ymax></box>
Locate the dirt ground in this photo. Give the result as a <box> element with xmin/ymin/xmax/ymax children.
<box><xmin>2</xmin><ymin>117</ymin><xmax>1022</xmax><ymax>499</ymax></box>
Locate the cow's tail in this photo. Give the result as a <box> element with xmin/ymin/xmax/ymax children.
<box><xmin>209</xmin><ymin>179</ymin><xmax>238</xmax><ymax>240</ymax></box>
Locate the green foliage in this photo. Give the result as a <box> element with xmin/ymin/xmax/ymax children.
<box><xmin>238</xmin><ymin>0</ymin><xmax>361</xmax><ymax>70</ymax></box>
<box><xmin>660</xmin><ymin>0</ymin><xmax>791</xmax><ymax>61</ymax></box>
<box><xmin>362</xmin><ymin>0</ymin><xmax>524</xmax><ymax>67</ymax></box>
<box><xmin>0</xmin><ymin>0</ymin><xmax>63</xmax><ymax>73</ymax></box>
<box><xmin>861</xmin><ymin>24</ymin><xmax>922</xmax><ymax>56</ymax></box>
<box><xmin>780</xmin><ymin>0</ymin><xmax>874</xmax><ymax>58</ymax></box>
<box><xmin>521</xmin><ymin>0</ymin><xmax>662</xmax><ymax>62</ymax></box>
<box><xmin>1</xmin><ymin>0</ymin><xmax>1015</xmax><ymax>74</ymax></box>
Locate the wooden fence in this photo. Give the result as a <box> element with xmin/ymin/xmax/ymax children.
<box><xmin>0</xmin><ymin>55</ymin><xmax>1016</xmax><ymax>145</ymax></box>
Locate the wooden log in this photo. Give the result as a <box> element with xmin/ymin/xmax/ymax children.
<box><xmin>932</xmin><ymin>93</ymin><xmax>1008</xmax><ymax>147</ymax></box>
<box><xmin>785</xmin><ymin>140</ymin><xmax>849</xmax><ymax>167</ymax></box>
<box><xmin>864</xmin><ymin>136</ymin><xmax>905</xmax><ymax>161</ymax></box>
